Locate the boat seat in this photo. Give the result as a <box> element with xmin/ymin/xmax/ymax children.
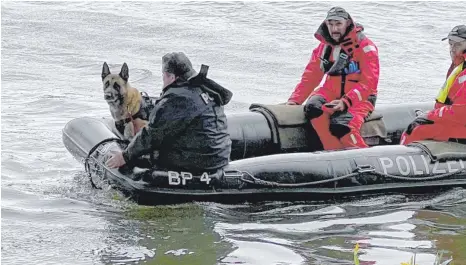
<box><xmin>408</xmin><ymin>140</ymin><xmax>466</xmax><ymax>162</ymax></box>
<box><xmin>361</xmin><ymin>111</ymin><xmax>386</xmax><ymax>141</ymax></box>
<box><xmin>249</xmin><ymin>103</ymin><xmax>387</xmax><ymax>151</ymax></box>
<box><xmin>365</xmin><ymin>111</ymin><xmax>383</xmax><ymax>122</ymax></box>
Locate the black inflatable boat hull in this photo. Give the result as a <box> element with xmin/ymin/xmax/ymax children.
<box><xmin>62</xmin><ymin>102</ymin><xmax>466</xmax><ymax>205</ymax></box>
<box><xmin>229</xmin><ymin>101</ymin><xmax>435</xmax><ymax>159</ymax></box>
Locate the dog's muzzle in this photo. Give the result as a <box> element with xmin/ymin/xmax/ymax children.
<box><xmin>104</xmin><ymin>94</ymin><xmax>120</xmax><ymax>103</ymax></box>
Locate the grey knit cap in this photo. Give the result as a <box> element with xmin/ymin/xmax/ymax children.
<box><xmin>162</xmin><ymin>52</ymin><xmax>197</xmax><ymax>80</ymax></box>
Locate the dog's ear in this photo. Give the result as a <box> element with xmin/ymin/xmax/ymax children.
<box><xmin>119</xmin><ymin>63</ymin><xmax>129</xmax><ymax>82</ymax></box>
<box><xmin>102</xmin><ymin>62</ymin><xmax>111</xmax><ymax>81</ymax></box>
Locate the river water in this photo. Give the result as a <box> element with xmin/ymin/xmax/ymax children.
<box><xmin>2</xmin><ymin>1</ymin><xmax>466</xmax><ymax>264</ymax></box>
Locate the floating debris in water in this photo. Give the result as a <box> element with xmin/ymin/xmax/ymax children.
<box><xmin>164</xmin><ymin>249</ymin><xmax>195</xmax><ymax>256</ymax></box>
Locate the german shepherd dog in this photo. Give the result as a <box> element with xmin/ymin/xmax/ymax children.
<box><xmin>101</xmin><ymin>62</ymin><xmax>149</xmax><ymax>140</ymax></box>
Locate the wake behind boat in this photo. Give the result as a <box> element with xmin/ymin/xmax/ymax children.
<box><xmin>62</xmin><ymin>101</ymin><xmax>466</xmax><ymax>205</ymax></box>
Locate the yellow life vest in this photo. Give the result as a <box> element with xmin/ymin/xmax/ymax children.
<box><xmin>436</xmin><ymin>63</ymin><xmax>465</xmax><ymax>104</ymax></box>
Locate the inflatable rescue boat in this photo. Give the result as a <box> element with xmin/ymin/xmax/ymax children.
<box><xmin>62</xmin><ymin>101</ymin><xmax>466</xmax><ymax>205</ymax></box>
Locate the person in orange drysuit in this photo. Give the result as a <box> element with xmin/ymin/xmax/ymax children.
<box><xmin>286</xmin><ymin>6</ymin><xmax>380</xmax><ymax>151</ymax></box>
<box><xmin>400</xmin><ymin>25</ymin><xmax>466</xmax><ymax>145</ymax></box>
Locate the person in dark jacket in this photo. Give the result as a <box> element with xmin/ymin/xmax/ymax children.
<box><xmin>106</xmin><ymin>52</ymin><xmax>233</xmax><ymax>175</ymax></box>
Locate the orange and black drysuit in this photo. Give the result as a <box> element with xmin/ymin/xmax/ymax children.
<box><xmin>400</xmin><ymin>54</ymin><xmax>466</xmax><ymax>145</ymax></box>
<box><xmin>288</xmin><ymin>16</ymin><xmax>380</xmax><ymax>150</ymax></box>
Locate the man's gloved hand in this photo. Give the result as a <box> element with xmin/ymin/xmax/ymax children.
<box><xmin>405</xmin><ymin>113</ymin><xmax>435</xmax><ymax>135</ymax></box>
<box><xmin>414</xmin><ymin>109</ymin><xmax>425</xmax><ymax>117</ymax></box>
<box><xmin>344</xmin><ymin>61</ymin><xmax>361</xmax><ymax>74</ymax></box>
<box><xmin>416</xmin><ymin>112</ymin><xmax>434</xmax><ymax>123</ymax></box>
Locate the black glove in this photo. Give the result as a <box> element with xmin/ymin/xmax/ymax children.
<box><xmin>405</xmin><ymin>115</ymin><xmax>434</xmax><ymax>135</ymax></box>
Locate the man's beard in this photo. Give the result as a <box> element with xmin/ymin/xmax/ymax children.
<box><xmin>331</xmin><ymin>33</ymin><xmax>342</xmax><ymax>41</ymax></box>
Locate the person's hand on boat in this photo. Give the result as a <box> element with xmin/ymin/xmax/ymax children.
<box><xmin>414</xmin><ymin>109</ymin><xmax>425</xmax><ymax>117</ymax></box>
<box><xmin>414</xmin><ymin>110</ymin><xmax>435</xmax><ymax>124</ymax></box>
<box><xmin>106</xmin><ymin>150</ymin><xmax>126</xmax><ymax>168</ymax></box>
<box><xmin>405</xmin><ymin>112</ymin><xmax>435</xmax><ymax>135</ymax></box>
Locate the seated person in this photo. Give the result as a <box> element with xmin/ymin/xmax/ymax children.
<box><xmin>400</xmin><ymin>25</ymin><xmax>466</xmax><ymax>145</ymax></box>
<box><xmin>286</xmin><ymin>7</ymin><xmax>380</xmax><ymax>150</ymax></box>
<box><xmin>106</xmin><ymin>52</ymin><xmax>233</xmax><ymax>176</ymax></box>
